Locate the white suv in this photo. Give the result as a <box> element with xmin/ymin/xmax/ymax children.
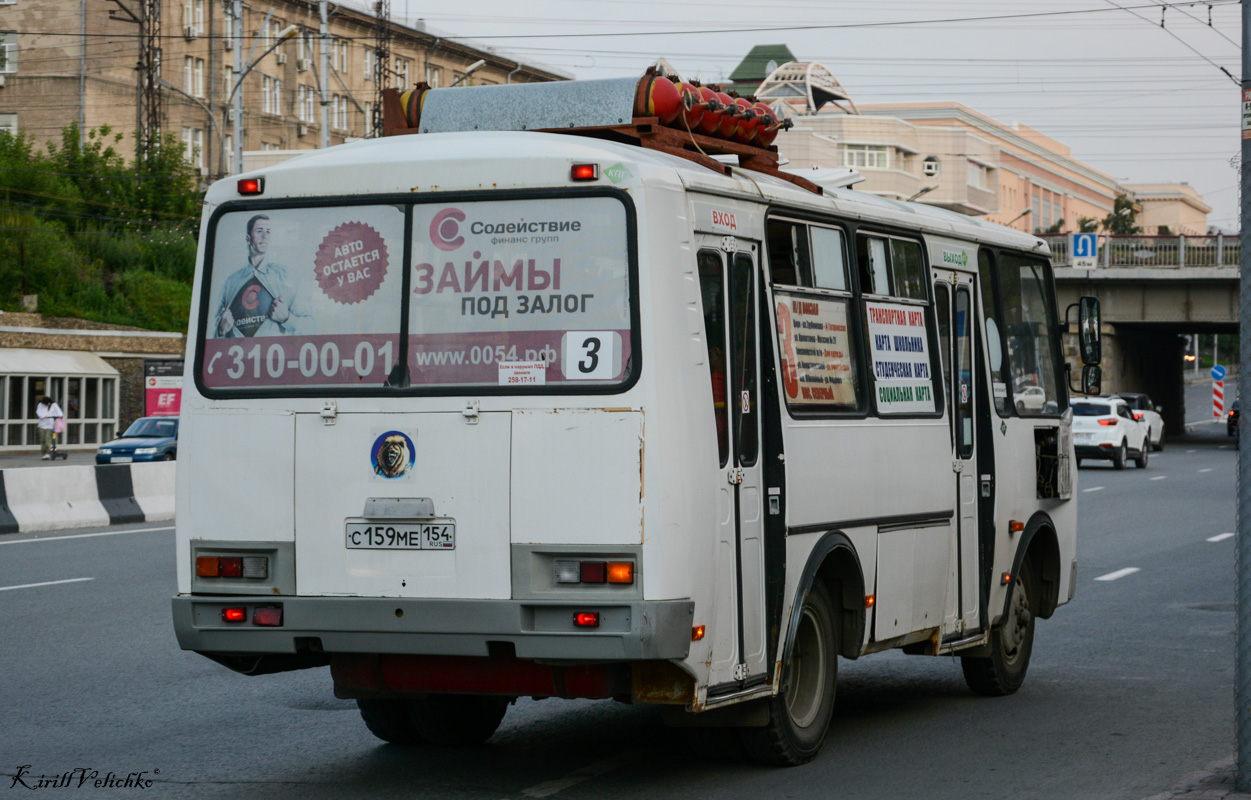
<box><xmin>1071</xmin><ymin>397</ymin><xmax>1150</xmax><ymax>469</ymax></box>
<box><xmin>1112</xmin><ymin>392</ymin><xmax>1165</xmax><ymax>451</ymax></box>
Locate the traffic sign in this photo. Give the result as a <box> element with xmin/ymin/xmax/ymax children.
<box><xmin>1213</xmin><ymin>364</ymin><xmax>1227</xmax><ymax>381</ymax></box>
<box><xmin>1070</xmin><ymin>233</ymin><xmax>1098</xmax><ymax>269</ymax></box>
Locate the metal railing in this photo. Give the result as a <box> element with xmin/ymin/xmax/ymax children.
<box><xmin>1039</xmin><ymin>233</ymin><xmax>1239</xmax><ymax>269</ymax></box>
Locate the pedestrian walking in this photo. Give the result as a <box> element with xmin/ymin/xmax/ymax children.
<box><xmin>35</xmin><ymin>396</ymin><xmax>63</xmax><ymax>460</ymax></box>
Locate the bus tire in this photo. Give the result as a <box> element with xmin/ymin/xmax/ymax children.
<box><xmin>356</xmin><ymin>699</ymin><xmax>426</xmax><ymax>745</ymax></box>
<box><xmin>961</xmin><ymin>557</ymin><xmax>1036</xmax><ymax>696</ymax></box>
<box><xmin>409</xmin><ymin>695</ymin><xmax>510</xmax><ymax>746</ymax></box>
<box><xmin>740</xmin><ymin>580</ymin><xmax>837</xmax><ymax>766</ymax></box>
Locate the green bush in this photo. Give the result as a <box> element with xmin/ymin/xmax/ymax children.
<box><xmin>0</xmin><ymin>123</ymin><xmax>202</xmax><ymax>332</ymax></box>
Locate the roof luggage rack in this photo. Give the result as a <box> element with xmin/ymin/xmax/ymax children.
<box><xmin>380</xmin><ymin>67</ymin><xmax>821</xmax><ymax>196</ymax></box>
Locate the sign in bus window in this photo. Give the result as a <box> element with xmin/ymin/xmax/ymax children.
<box><xmin>407</xmin><ymin>196</ymin><xmax>632</xmax><ymax>388</ymax></box>
<box><xmin>775</xmin><ymin>292</ymin><xmax>860</xmax><ymax>410</ymax></box>
<box><xmin>201</xmin><ymin>205</ymin><xmax>405</xmax><ymax>389</ymax></box>
<box><xmin>866</xmin><ymin>300</ymin><xmax>936</xmax><ymax>414</ymax></box>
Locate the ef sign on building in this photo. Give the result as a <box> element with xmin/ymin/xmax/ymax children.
<box><xmin>145</xmin><ymin>359</ymin><xmax>183</xmax><ymax>417</ymax></box>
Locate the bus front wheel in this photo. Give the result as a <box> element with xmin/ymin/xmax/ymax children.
<box><xmin>741</xmin><ymin>580</ymin><xmax>838</xmax><ymax>766</ymax></box>
<box><xmin>961</xmin><ymin>558</ymin><xmax>1036</xmax><ymax>696</ymax></box>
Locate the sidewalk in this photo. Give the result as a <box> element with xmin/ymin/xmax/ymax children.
<box><xmin>1143</xmin><ymin>757</ymin><xmax>1251</xmax><ymax>800</ymax></box>
<box><xmin>0</xmin><ymin>449</ymin><xmax>99</xmax><ymax>469</ymax></box>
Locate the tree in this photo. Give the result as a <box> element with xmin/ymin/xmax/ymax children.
<box><xmin>1045</xmin><ymin>220</ymin><xmax>1066</xmax><ymax>234</ymax></box>
<box><xmin>1157</xmin><ymin>225</ymin><xmax>1172</xmax><ymax>236</ymax></box>
<box><xmin>1102</xmin><ymin>194</ymin><xmax>1140</xmax><ymax>235</ymax></box>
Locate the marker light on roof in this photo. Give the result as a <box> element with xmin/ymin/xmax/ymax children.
<box><xmin>237</xmin><ymin>177</ymin><xmax>264</xmax><ymax>195</ymax></box>
<box><xmin>570</xmin><ymin>163</ymin><xmax>599</xmax><ymax>182</ymax></box>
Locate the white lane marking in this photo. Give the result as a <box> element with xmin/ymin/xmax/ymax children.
<box><xmin>0</xmin><ymin>577</ymin><xmax>93</xmax><ymax>592</ymax></box>
<box><xmin>1095</xmin><ymin>567</ymin><xmax>1140</xmax><ymax>582</ymax></box>
<box><xmin>1199</xmin><ymin>468</ymin><xmax>1214</xmax><ymax>473</ymax></box>
<box><xmin>1082</xmin><ymin>486</ymin><xmax>1105</xmax><ymax>493</ymax></box>
<box><xmin>1209</xmin><ymin>533</ymin><xmax>1235</xmax><ymax>542</ymax></box>
<box><xmin>1187</xmin><ymin>449</ymin><xmax>1197</xmax><ymax>453</ymax></box>
<box><xmin>0</xmin><ymin>526</ymin><xmax>174</xmax><ymax>546</ymax></box>
<box><xmin>520</xmin><ymin>752</ymin><xmax>643</xmax><ymax>798</ymax></box>
<box><xmin>1149</xmin><ymin>476</ymin><xmax>1167</xmax><ymax>481</ymax></box>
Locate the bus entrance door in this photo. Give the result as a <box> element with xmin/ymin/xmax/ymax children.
<box><xmin>697</xmin><ymin>237</ymin><xmax>768</xmax><ymax>692</ymax></box>
<box><xmin>936</xmin><ymin>272</ymin><xmax>982</xmax><ymax>635</ymax></box>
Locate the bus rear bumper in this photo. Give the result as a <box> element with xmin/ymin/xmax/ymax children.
<box><xmin>171</xmin><ymin>595</ymin><xmax>695</xmax><ymax>663</ymax></box>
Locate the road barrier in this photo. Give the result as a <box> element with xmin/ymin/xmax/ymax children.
<box><xmin>0</xmin><ymin>462</ymin><xmax>175</xmax><ymax>534</ymax></box>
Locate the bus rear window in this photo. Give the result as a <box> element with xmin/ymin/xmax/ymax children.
<box><xmin>201</xmin><ymin>204</ymin><xmax>405</xmax><ymax>390</ymax></box>
<box><xmin>197</xmin><ymin>195</ymin><xmax>635</xmax><ymax>393</ymax></box>
<box><xmin>408</xmin><ymin>196</ymin><xmax>632</xmax><ymax>388</ymax></box>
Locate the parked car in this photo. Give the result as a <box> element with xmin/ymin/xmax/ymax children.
<box><xmin>1229</xmin><ymin>400</ymin><xmax>1240</xmax><ymax>437</ymax></box>
<box><xmin>1071</xmin><ymin>398</ymin><xmax>1149</xmax><ymax>469</ymax></box>
<box><xmin>1014</xmin><ymin>385</ymin><xmax>1048</xmax><ymax>412</ymax></box>
<box><xmin>1111</xmin><ymin>392</ymin><xmax>1165</xmax><ymax>451</ymax></box>
<box><xmin>96</xmin><ymin>417</ymin><xmax>179</xmax><ymax>464</ymax></box>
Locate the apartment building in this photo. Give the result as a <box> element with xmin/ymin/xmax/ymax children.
<box><xmin>0</xmin><ymin>0</ymin><xmax>569</xmax><ymax>177</ymax></box>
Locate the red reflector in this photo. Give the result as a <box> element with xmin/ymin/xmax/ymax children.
<box><xmin>580</xmin><ymin>561</ymin><xmax>607</xmax><ymax>583</ymax></box>
<box><xmin>219</xmin><ymin>557</ymin><xmax>243</xmax><ymax>578</ymax></box>
<box><xmin>253</xmin><ymin>606</ymin><xmax>283</xmax><ymax>627</ymax></box>
<box><xmin>574</xmin><ymin>612</ymin><xmax>600</xmax><ymax>628</ymax></box>
<box><xmin>222</xmin><ymin>607</ymin><xmax>247</xmax><ymax>623</ymax></box>
<box><xmin>1097</xmin><ymin>418</ymin><xmax>1117</xmax><ymax>426</ymax></box>
<box><xmin>237</xmin><ymin>177</ymin><xmax>264</xmax><ymax>195</ymax></box>
<box><xmin>570</xmin><ymin>163</ymin><xmax>599</xmax><ymax>181</ymax></box>
<box><xmin>195</xmin><ymin>556</ymin><xmax>220</xmax><ymax>577</ymax></box>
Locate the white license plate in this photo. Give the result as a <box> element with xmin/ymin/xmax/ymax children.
<box><xmin>345</xmin><ymin>521</ymin><xmax>455</xmax><ymax>550</ymax></box>
<box><xmin>111</xmin><ymin>456</ymin><xmax>134</xmax><ymax>463</ymax></box>
<box><xmin>1073</xmin><ymin>433</ymin><xmax>1092</xmax><ymax>442</ymax></box>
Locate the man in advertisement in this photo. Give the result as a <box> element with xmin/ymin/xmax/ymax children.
<box><xmin>215</xmin><ymin>214</ymin><xmax>309</xmax><ymax>337</ymax></box>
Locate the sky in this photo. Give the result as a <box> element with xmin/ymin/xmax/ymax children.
<box><xmin>348</xmin><ymin>0</ymin><xmax>1243</xmax><ymax>231</ymax></box>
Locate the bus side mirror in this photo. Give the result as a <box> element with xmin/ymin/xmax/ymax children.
<box><xmin>1082</xmin><ymin>365</ymin><xmax>1102</xmax><ymax>396</ymax></box>
<box><xmin>1068</xmin><ymin>296</ymin><xmax>1101</xmax><ymax>366</ymax></box>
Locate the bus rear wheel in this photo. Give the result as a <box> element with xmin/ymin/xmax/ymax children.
<box><xmin>356</xmin><ymin>698</ymin><xmax>425</xmax><ymax>745</ymax></box>
<box><xmin>961</xmin><ymin>558</ymin><xmax>1036</xmax><ymax>696</ymax></box>
<box><xmin>740</xmin><ymin>580</ymin><xmax>838</xmax><ymax>766</ymax></box>
<box><xmin>409</xmin><ymin>695</ymin><xmax>511</xmax><ymax>746</ymax></box>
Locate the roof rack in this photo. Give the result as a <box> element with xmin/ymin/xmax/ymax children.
<box><xmin>379</xmin><ymin>69</ymin><xmax>822</xmax><ymax>196</ymax></box>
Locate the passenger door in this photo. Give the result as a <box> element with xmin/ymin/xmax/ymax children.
<box><xmin>697</xmin><ymin>236</ymin><xmax>769</xmax><ymax>691</ymax></box>
<box><xmin>934</xmin><ymin>273</ymin><xmax>981</xmax><ymax>634</ymax></box>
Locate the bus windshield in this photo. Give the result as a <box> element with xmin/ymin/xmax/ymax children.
<box><xmin>197</xmin><ymin>195</ymin><xmax>634</xmax><ymax>393</ymax></box>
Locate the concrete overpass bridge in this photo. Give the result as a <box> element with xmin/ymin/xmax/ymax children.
<box><xmin>1047</xmin><ymin>233</ymin><xmax>1239</xmax><ymax>437</ymax></box>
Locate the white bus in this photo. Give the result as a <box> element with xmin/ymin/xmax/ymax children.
<box><xmin>172</xmin><ymin>74</ymin><xmax>1101</xmax><ymax>765</ymax></box>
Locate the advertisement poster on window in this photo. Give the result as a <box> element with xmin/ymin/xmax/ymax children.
<box><xmin>866</xmin><ymin>301</ymin><xmax>936</xmax><ymax>414</ymax></box>
<box><xmin>407</xmin><ymin>196</ymin><xmax>632</xmax><ymax>387</ymax></box>
<box><xmin>144</xmin><ymin>359</ymin><xmax>184</xmax><ymax>417</ymax></box>
<box><xmin>201</xmin><ymin>205</ymin><xmax>405</xmax><ymax>389</ymax></box>
<box><xmin>774</xmin><ymin>294</ymin><xmax>856</xmax><ymax>406</ymax></box>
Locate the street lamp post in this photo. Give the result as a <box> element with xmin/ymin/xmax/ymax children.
<box><xmin>1006</xmin><ymin>207</ymin><xmax>1032</xmax><ymax>229</ymax></box>
<box><xmin>222</xmin><ymin>12</ymin><xmax>298</xmax><ymax>176</ymax></box>
<box><xmin>450</xmin><ymin>60</ymin><xmax>486</xmax><ymax>87</ymax></box>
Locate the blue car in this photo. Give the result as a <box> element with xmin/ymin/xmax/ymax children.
<box><xmin>96</xmin><ymin>417</ymin><xmax>179</xmax><ymax>464</ymax></box>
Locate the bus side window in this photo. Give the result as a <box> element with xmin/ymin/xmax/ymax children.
<box><xmin>697</xmin><ymin>250</ymin><xmax>730</xmax><ymax>467</ymax></box>
<box><xmin>978</xmin><ymin>249</ymin><xmax>1010</xmax><ymax>417</ymax></box>
<box><xmin>810</xmin><ymin>226</ymin><xmax>848</xmax><ymax>291</ymax></box>
<box><xmin>935</xmin><ymin>283</ymin><xmax>953</xmax><ymax>431</ymax></box>
<box><xmin>857</xmin><ymin>235</ymin><xmax>890</xmax><ymax>295</ymax></box>
<box><xmin>766</xmin><ymin>220</ymin><xmax>811</xmax><ymax>286</ymax></box>
<box><xmin>890</xmin><ymin>239</ymin><xmax>927</xmax><ymax>301</ymax></box>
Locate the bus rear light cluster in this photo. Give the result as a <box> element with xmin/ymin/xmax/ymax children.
<box><xmin>553</xmin><ymin>560</ymin><xmax>635</xmax><ymax>585</ymax></box>
<box><xmin>196</xmin><ymin>555</ymin><xmax>269</xmax><ymax>580</ymax></box>
<box><xmin>220</xmin><ymin>606</ymin><xmax>284</xmax><ymax>626</ymax></box>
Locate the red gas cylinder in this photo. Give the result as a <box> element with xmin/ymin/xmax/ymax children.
<box><xmin>714</xmin><ymin>91</ymin><xmax>740</xmax><ymax>140</ymax></box>
<box><xmin>634</xmin><ymin>73</ymin><xmax>681</xmax><ymax>125</ymax></box>
<box><xmin>695</xmin><ymin>86</ymin><xmax>723</xmax><ymax>136</ymax></box>
<box><xmin>731</xmin><ymin>97</ymin><xmax>760</xmax><ymax>144</ymax></box>
<box><xmin>676</xmin><ymin>81</ymin><xmax>705</xmax><ymax>131</ymax></box>
<box><xmin>752</xmin><ymin>102</ymin><xmax>781</xmax><ymax>147</ymax></box>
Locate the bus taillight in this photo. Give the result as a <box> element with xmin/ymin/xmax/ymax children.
<box><xmin>573</xmin><ymin>612</ymin><xmax>601</xmax><ymax>628</ymax></box>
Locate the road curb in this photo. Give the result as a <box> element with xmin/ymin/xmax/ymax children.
<box><xmin>0</xmin><ymin>462</ymin><xmax>175</xmax><ymax>534</ymax></box>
